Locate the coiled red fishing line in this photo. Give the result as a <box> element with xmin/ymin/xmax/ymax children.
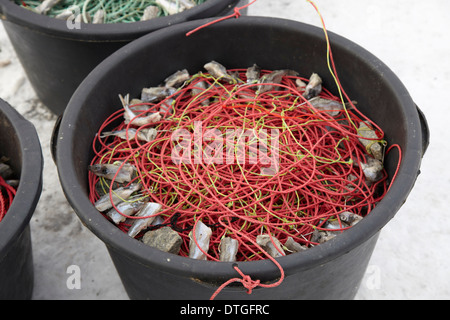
<box><xmin>88</xmin><ymin>67</ymin><xmax>393</xmax><ymax>263</ymax></box>
<box><xmin>0</xmin><ymin>176</ymin><xmax>16</xmax><ymax>222</ymax></box>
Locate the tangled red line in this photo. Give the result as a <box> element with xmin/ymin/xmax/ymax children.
<box><xmin>88</xmin><ymin>67</ymin><xmax>394</xmax><ymax>258</ymax></box>
<box><xmin>86</xmin><ymin>66</ymin><xmax>403</xmax><ymax>299</ymax></box>
<box><xmin>0</xmin><ymin>176</ymin><xmax>16</xmax><ymax>222</ymax></box>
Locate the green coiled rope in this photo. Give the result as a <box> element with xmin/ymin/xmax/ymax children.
<box><xmin>15</xmin><ymin>0</ymin><xmax>208</xmax><ymax>24</ymax></box>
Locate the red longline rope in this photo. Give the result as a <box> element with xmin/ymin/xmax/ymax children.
<box><xmin>88</xmin><ymin>68</ymin><xmax>394</xmax><ymax>260</ymax></box>
<box><xmin>0</xmin><ymin>176</ymin><xmax>16</xmax><ymax>222</ymax></box>
<box><xmin>86</xmin><ymin>63</ymin><xmax>403</xmax><ymax>298</ymax></box>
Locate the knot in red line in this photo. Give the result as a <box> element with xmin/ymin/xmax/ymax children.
<box><xmin>209</xmin><ymin>265</ymin><xmax>263</xmax><ymax>300</ymax></box>
<box><xmin>240</xmin><ymin>274</ymin><xmax>260</xmax><ymax>294</ymax></box>
<box><xmin>233</xmin><ymin>7</ymin><xmax>242</xmax><ymax>19</ymax></box>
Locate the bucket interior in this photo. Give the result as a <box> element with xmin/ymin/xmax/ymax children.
<box><xmin>57</xmin><ymin>17</ymin><xmax>424</xmax><ymax>285</ymax></box>
<box><xmin>0</xmin><ymin>108</ymin><xmax>22</xmax><ymax>178</ymax></box>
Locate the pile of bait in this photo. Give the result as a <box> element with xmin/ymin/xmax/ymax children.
<box><xmin>16</xmin><ymin>0</ymin><xmax>207</xmax><ymax>24</ymax></box>
<box><xmin>0</xmin><ymin>157</ymin><xmax>18</xmax><ymax>223</ymax></box>
<box><xmin>88</xmin><ymin>61</ymin><xmax>390</xmax><ymax>262</ymax></box>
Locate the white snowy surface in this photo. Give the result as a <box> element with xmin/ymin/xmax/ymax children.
<box><xmin>0</xmin><ymin>0</ymin><xmax>448</xmax><ymax>300</ymax></box>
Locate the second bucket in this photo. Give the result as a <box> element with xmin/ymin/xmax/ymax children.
<box><xmin>0</xmin><ymin>0</ymin><xmax>247</xmax><ymax>115</ymax></box>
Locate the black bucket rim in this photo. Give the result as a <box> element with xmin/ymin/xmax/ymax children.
<box><xmin>0</xmin><ymin>0</ymin><xmax>242</xmax><ymax>41</ymax></box>
<box><xmin>0</xmin><ymin>99</ymin><xmax>43</xmax><ymax>256</ymax></box>
<box><xmin>56</xmin><ymin>16</ymin><xmax>424</xmax><ymax>282</ymax></box>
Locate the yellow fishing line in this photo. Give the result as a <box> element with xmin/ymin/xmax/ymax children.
<box><xmin>306</xmin><ymin>0</ymin><xmax>358</xmax><ymax>130</ymax></box>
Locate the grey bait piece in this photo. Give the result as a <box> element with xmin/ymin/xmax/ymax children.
<box><xmin>246</xmin><ymin>64</ymin><xmax>261</xmax><ymax>84</ymax></box>
<box><xmin>219</xmin><ymin>237</ymin><xmax>239</xmax><ymax>262</ymax></box>
<box><xmin>94</xmin><ymin>183</ymin><xmax>141</xmax><ymax>212</ymax></box>
<box><xmin>127</xmin><ymin>202</ymin><xmax>162</xmax><ymax>238</ymax></box>
<box><xmin>204</xmin><ymin>61</ymin><xmax>239</xmax><ymax>84</ymax></box>
<box><xmin>164</xmin><ymin>69</ymin><xmax>190</xmax><ymax>88</ymax></box>
<box><xmin>142</xmin><ymin>6</ymin><xmax>159</xmax><ymax>21</ymax></box>
<box><xmin>303</xmin><ymin>73</ymin><xmax>323</xmax><ymax>100</ymax></box>
<box><xmin>257</xmin><ymin>69</ymin><xmax>299</xmax><ymax>93</ymax></box>
<box><xmin>120</xmin><ymin>94</ymin><xmax>162</xmax><ymax>127</ymax></box>
<box><xmin>100</xmin><ymin>128</ymin><xmax>157</xmax><ymax>143</ymax></box>
<box><xmin>189</xmin><ymin>220</ymin><xmax>212</xmax><ymax>260</ymax></box>
<box><xmin>35</xmin><ymin>0</ymin><xmax>61</xmax><ymax>15</ymax></box>
<box><xmin>88</xmin><ymin>162</ymin><xmax>136</xmax><ymax>184</ymax></box>
<box><xmin>256</xmin><ymin>234</ymin><xmax>285</xmax><ymax>258</ymax></box>
<box><xmin>358</xmin><ymin>121</ymin><xmax>384</xmax><ymax>161</ymax></box>
<box><xmin>106</xmin><ymin>197</ymin><xmax>147</xmax><ymax>225</ymax></box>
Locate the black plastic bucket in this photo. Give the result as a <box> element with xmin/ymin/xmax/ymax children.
<box><xmin>0</xmin><ymin>99</ymin><xmax>43</xmax><ymax>300</ymax></box>
<box><xmin>0</xmin><ymin>0</ymin><xmax>247</xmax><ymax>116</ymax></box>
<box><xmin>54</xmin><ymin>16</ymin><xmax>429</xmax><ymax>300</ymax></box>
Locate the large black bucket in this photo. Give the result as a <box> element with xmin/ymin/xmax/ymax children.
<box><xmin>0</xmin><ymin>0</ymin><xmax>247</xmax><ymax>116</ymax></box>
<box><xmin>54</xmin><ymin>16</ymin><xmax>429</xmax><ymax>300</ymax></box>
<box><xmin>0</xmin><ymin>99</ymin><xmax>43</xmax><ymax>300</ymax></box>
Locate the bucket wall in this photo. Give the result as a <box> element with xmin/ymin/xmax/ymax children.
<box><xmin>55</xmin><ymin>17</ymin><xmax>428</xmax><ymax>300</ymax></box>
<box><xmin>0</xmin><ymin>0</ymin><xmax>247</xmax><ymax>115</ymax></box>
<box><xmin>107</xmin><ymin>233</ymin><xmax>380</xmax><ymax>300</ymax></box>
<box><xmin>0</xmin><ymin>99</ymin><xmax>43</xmax><ymax>300</ymax></box>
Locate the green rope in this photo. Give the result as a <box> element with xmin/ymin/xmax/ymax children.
<box><xmin>16</xmin><ymin>0</ymin><xmax>208</xmax><ymax>24</ymax></box>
